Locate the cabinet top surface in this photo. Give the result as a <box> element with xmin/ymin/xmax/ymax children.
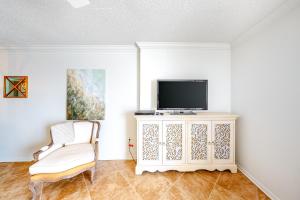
<box><xmin>134</xmin><ymin>112</ymin><xmax>239</xmax><ymax>120</ymax></box>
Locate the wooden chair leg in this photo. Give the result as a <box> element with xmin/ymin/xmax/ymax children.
<box><xmin>90</xmin><ymin>166</ymin><xmax>96</xmax><ymax>184</ymax></box>
<box><xmin>29</xmin><ymin>181</ymin><xmax>43</xmax><ymax>200</ymax></box>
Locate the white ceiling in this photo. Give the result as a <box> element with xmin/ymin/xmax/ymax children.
<box><xmin>0</xmin><ymin>0</ymin><xmax>292</xmax><ymax>45</ymax></box>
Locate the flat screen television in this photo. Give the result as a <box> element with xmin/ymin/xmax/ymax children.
<box><xmin>157</xmin><ymin>80</ymin><xmax>208</xmax><ymax>110</ymax></box>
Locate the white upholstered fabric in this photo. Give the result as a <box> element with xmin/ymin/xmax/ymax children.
<box><xmin>38</xmin><ymin>144</ymin><xmax>63</xmax><ymax>160</ymax></box>
<box><xmin>66</xmin><ymin>122</ymin><xmax>96</xmax><ymax>145</ymax></box>
<box><xmin>51</xmin><ymin>122</ymin><xmax>75</xmax><ymax>144</ymax></box>
<box><xmin>29</xmin><ymin>144</ymin><xmax>95</xmax><ymax>175</ymax></box>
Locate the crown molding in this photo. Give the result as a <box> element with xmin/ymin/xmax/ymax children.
<box><xmin>0</xmin><ymin>43</ymin><xmax>231</xmax><ymax>52</ymax></box>
<box><xmin>0</xmin><ymin>45</ymin><xmax>137</xmax><ymax>53</ymax></box>
<box><xmin>136</xmin><ymin>42</ymin><xmax>230</xmax><ymax>50</ymax></box>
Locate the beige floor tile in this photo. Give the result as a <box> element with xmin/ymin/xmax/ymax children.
<box><xmin>168</xmin><ymin>184</ymin><xmax>191</xmax><ymax>200</ymax></box>
<box><xmin>208</xmin><ymin>185</ymin><xmax>244</xmax><ymax>200</ymax></box>
<box><xmin>258</xmin><ymin>188</ymin><xmax>271</xmax><ymax>200</ymax></box>
<box><xmin>0</xmin><ymin>161</ymin><xmax>270</xmax><ymax>200</ymax></box>
<box><xmin>42</xmin><ymin>175</ymin><xmax>90</xmax><ymax>200</ymax></box>
<box><xmin>111</xmin><ymin>185</ymin><xmax>141</xmax><ymax>200</ymax></box>
<box><xmin>196</xmin><ymin>170</ymin><xmax>220</xmax><ymax>184</ymax></box>
<box><xmin>131</xmin><ymin>172</ymin><xmax>171</xmax><ymax>200</ymax></box>
<box><xmin>159</xmin><ymin>191</ymin><xmax>183</xmax><ymax>200</ymax></box>
<box><xmin>86</xmin><ymin>171</ymin><xmax>130</xmax><ymax>200</ymax></box>
<box><xmin>160</xmin><ymin>170</ymin><xmax>184</xmax><ymax>184</ymax></box>
<box><xmin>169</xmin><ymin>172</ymin><xmax>216</xmax><ymax>200</ymax></box>
<box><xmin>112</xmin><ymin>160</ymin><xmax>136</xmax><ymax>171</ymax></box>
<box><xmin>0</xmin><ymin>162</ymin><xmax>32</xmax><ymax>200</ymax></box>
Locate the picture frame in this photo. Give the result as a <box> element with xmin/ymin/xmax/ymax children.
<box><xmin>3</xmin><ymin>76</ymin><xmax>28</xmax><ymax>98</ymax></box>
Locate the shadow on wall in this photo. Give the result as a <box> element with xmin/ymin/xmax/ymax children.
<box><xmin>25</xmin><ymin>126</ymin><xmax>52</xmax><ymax>161</ymax></box>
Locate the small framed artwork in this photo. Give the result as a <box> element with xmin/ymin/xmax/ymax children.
<box><xmin>3</xmin><ymin>76</ymin><xmax>28</xmax><ymax>98</ymax></box>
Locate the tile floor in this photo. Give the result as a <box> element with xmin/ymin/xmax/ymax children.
<box><xmin>0</xmin><ymin>161</ymin><xmax>270</xmax><ymax>200</ymax></box>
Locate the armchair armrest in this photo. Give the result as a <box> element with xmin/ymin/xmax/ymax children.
<box><xmin>33</xmin><ymin>144</ymin><xmax>62</xmax><ymax>161</ymax></box>
<box><xmin>33</xmin><ymin>145</ymin><xmax>49</xmax><ymax>161</ymax></box>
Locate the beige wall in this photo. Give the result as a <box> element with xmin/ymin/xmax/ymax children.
<box><xmin>0</xmin><ymin>46</ymin><xmax>138</xmax><ymax>161</ymax></box>
<box><xmin>232</xmin><ymin>6</ymin><xmax>300</xmax><ymax>200</ymax></box>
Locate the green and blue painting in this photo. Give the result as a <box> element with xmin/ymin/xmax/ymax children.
<box><xmin>67</xmin><ymin>69</ymin><xmax>105</xmax><ymax>120</ymax></box>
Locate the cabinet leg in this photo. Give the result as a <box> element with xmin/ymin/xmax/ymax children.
<box><xmin>230</xmin><ymin>165</ymin><xmax>238</xmax><ymax>173</ymax></box>
<box><xmin>135</xmin><ymin>166</ymin><xmax>143</xmax><ymax>175</ymax></box>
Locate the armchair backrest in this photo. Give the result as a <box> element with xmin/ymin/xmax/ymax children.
<box><xmin>51</xmin><ymin>121</ymin><xmax>100</xmax><ymax>145</ymax></box>
<box><xmin>69</xmin><ymin>121</ymin><xmax>100</xmax><ymax>145</ymax></box>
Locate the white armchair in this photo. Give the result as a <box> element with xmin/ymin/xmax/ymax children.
<box><xmin>29</xmin><ymin>121</ymin><xmax>101</xmax><ymax>200</ymax></box>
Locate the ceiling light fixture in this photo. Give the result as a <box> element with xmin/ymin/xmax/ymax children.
<box><xmin>67</xmin><ymin>0</ymin><xmax>90</xmax><ymax>8</ymax></box>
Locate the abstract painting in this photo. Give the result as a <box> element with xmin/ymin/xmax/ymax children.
<box><xmin>4</xmin><ymin>76</ymin><xmax>28</xmax><ymax>98</ymax></box>
<box><xmin>67</xmin><ymin>69</ymin><xmax>105</xmax><ymax>120</ymax></box>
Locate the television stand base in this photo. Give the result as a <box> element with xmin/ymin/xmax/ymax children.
<box><xmin>170</xmin><ymin>111</ymin><xmax>196</xmax><ymax>115</ymax></box>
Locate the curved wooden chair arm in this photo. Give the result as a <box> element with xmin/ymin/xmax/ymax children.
<box><xmin>33</xmin><ymin>150</ymin><xmax>43</xmax><ymax>162</ymax></box>
<box><xmin>33</xmin><ymin>143</ymin><xmax>53</xmax><ymax>161</ymax></box>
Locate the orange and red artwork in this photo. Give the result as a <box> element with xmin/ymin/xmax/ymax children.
<box><xmin>3</xmin><ymin>76</ymin><xmax>28</xmax><ymax>98</ymax></box>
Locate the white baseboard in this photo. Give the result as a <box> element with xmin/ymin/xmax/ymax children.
<box><xmin>238</xmin><ymin>164</ymin><xmax>280</xmax><ymax>200</ymax></box>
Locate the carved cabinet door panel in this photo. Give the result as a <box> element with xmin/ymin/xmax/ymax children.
<box><xmin>187</xmin><ymin>121</ymin><xmax>212</xmax><ymax>164</ymax></box>
<box><xmin>212</xmin><ymin>121</ymin><xmax>234</xmax><ymax>164</ymax></box>
<box><xmin>162</xmin><ymin>121</ymin><xmax>186</xmax><ymax>165</ymax></box>
<box><xmin>138</xmin><ymin>121</ymin><xmax>163</xmax><ymax>165</ymax></box>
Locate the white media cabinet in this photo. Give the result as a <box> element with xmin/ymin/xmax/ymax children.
<box><xmin>135</xmin><ymin>113</ymin><xmax>239</xmax><ymax>175</ymax></box>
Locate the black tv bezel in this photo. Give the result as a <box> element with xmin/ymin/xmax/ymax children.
<box><xmin>157</xmin><ymin>79</ymin><xmax>208</xmax><ymax>111</ymax></box>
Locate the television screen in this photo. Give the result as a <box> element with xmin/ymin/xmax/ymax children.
<box><xmin>157</xmin><ymin>80</ymin><xmax>208</xmax><ymax>110</ymax></box>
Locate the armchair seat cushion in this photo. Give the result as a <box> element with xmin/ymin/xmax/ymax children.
<box><xmin>29</xmin><ymin>144</ymin><xmax>95</xmax><ymax>175</ymax></box>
